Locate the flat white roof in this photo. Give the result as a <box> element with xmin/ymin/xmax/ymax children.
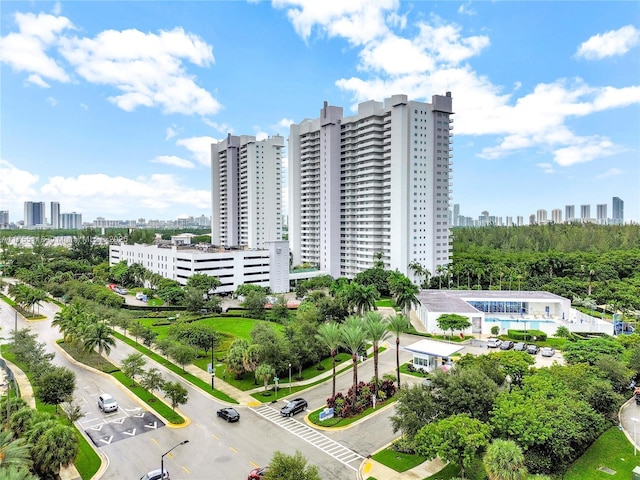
<box><xmin>405</xmin><ymin>339</ymin><xmax>465</xmax><ymax>357</ymax></box>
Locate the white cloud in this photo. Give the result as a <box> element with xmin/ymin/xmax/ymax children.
<box><xmin>46</xmin><ymin>96</ymin><xmax>57</xmax><ymax>106</ymax></box>
<box><xmin>255</xmin><ymin>131</ymin><xmax>269</xmax><ymax>141</ymax></box>
<box><xmin>596</xmin><ymin>168</ymin><xmax>622</xmax><ymax>179</ymax></box>
<box><xmin>202</xmin><ymin>118</ymin><xmax>231</xmax><ymax>133</ymax></box>
<box><xmin>59</xmin><ymin>27</ymin><xmax>221</xmax><ymax>115</ymax></box>
<box><xmin>0</xmin><ymin>12</ymin><xmax>73</xmax><ymax>83</ymax></box>
<box><xmin>457</xmin><ymin>2</ymin><xmax>476</xmax><ymax>16</ymax></box>
<box><xmin>176</xmin><ymin>136</ymin><xmax>220</xmax><ymax>166</ymax></box>
<box><xmin>273</xmin><ymin>0</ymin><xmax>398</xmax><ymax>45</ymax></box>
<box><xmin>536</xmin><ymin>163</ymin><xmax>555</xmax><ymax>174</ymax></box>
<box><xmin>0</xmin><ymin>159</ymin><xmax>40</xmax><ymax>204</ymax></box>
<box><xmin>553</xmin><ymin>137</ymin><xmax>621</xmax><ymax>167</ymax></box>
<box><xmin>27</xmin><ymin>73</ymin><xmax>50</xmax><ymax>88</ymax></box>
<box><xmin>166</xmin><ymin>126</ymin><xmax>179</xmax><ymax>140</ymax></box>
<box><xmin>276</xmin><ymin>118</ymin><xmax>294</xmax><ymax>129</ymax></box>
<box><xmin>40</xmin><ymin>173</ymin><xmax>211</xmax><ymax>215</ymax></box>
<box><xmin>576</xmin><ymin>25</ymin><xmax>640</xmax><ymax>60</ymax></box>
<box><xmin>151</xmin><ymin>155</ymin><xmax>195</xmax><ymax>169</ymax></box>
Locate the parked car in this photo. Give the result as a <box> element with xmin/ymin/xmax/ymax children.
<box><xmin>216</xmin><ymin>407</ymin><xmax>240</xmax><ymax>422</ymax></box>
<box><xmin>248</xmin><ymin>466</ymin><xmax>268</xmax><ymax>480</ymax></box>
<box><xmin>487</xmin><ymin>338</ymin><xmax>502</xmax><ymax>348</ymax></box>
<box><xmin>140</xmin><ymin>469</ymin><xmax>169</xmax><ymax>480</ymax></box>
<box><xmin>526</xmin><ymin>344</ymin><xmax>540</xmax><ymax>354</ymax></box>
<box><xmin>280</xmin><ymin>398</ymin><xmax>308</xmax><ymax>417</ymax></box>
<box><xmin>540</xmin><ymin>347</ymin><xmax>556</xmax><ymax>357</ymax></box>
<box><xmin>513</xmin><ymin>342</ymin><xmax>527</xmax><ymax>351</ymax></box>
<box><xmin>97</xmin><ymin>393</ymin><xmax>118</xmax><ymax>413</ymax></box>
<box><xmin>499</xmin><ymin>341</ymin><xmax>514</xmax><ymax>350</ymax></box>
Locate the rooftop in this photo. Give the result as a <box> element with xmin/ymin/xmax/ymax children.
<box><xmin>405</xmin><ymin>339</ymin><xmax>465</xmax><ymax>357</ymax></box>
<box><xmin>417</xmin><ymin>290</ymin><xmax>568</xmax><ymax>313</ymax></box>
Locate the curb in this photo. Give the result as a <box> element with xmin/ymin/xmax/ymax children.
<box><xmin>304</xmin><ymin>400</ymin><xmax>397</xmax><ymax>432</ymax></box>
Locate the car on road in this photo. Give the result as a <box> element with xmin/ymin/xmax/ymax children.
<box><xmin>216</xmin><ymin>407</ymin><xmax>240</xmax><ymax>422</ymax></box>
<box><xmin>487</xmin><ymin>338</ymin><xmax>502</xmax><ymax>348</ymax></box>
<box><xmin>97</xmin><ymin>393</ymin><xmax>118</xmax><ymax>413</ymax></box>
<box><xmin>513</xmin><ymin>342</ymin><xmax>527</xmax><ymax>351</ymax></box>
<box><xmin>499</xmin><ymin>341</ymin><xmax>514</xmax><ymax>350</ymax></box>
<box><xmin>526</xmin><ymin>344</ymin><xmax>540</xmax><ymax>354</ymax></box>
<box><xmin>541</xmin><ymin>347</ymin><xmax>556</xmax><ymax>357</ymax></box>
<box><xmin>248</xmin><ymin>466</ymin><xmax>268</xmax><ymax>480</ymax></box>
<box><xmin>280</xmin><ymin>398</ymin><xmax>308</xmax><ymax>417</ymax></box>
<box><xmin>140</xmin><ymin>469</ymin><xmax>169</xmax><ymax>480</ymax></box>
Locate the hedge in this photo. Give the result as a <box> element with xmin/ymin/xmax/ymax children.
<box><xmin>507</xmin><ymin>329</ymin><xmax>547</xmax><ymax>341</ymax></box>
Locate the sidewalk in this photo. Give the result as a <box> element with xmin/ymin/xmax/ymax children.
<box><xmin>360</xmin><ymin>456</ymin><xmax>446</xmax><ymax>480</ymax></box>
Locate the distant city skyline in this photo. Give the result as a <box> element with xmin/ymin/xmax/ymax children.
<box><xmin>1</xmin><ymin>2</ymin><xmax>638</xmax><ymax>222</ymax></box>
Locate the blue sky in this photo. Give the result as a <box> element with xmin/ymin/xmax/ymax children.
<box><xmin>1</xmin><ymin>0</ymin><xmax>639</xmax><ymax>225</ymax></box>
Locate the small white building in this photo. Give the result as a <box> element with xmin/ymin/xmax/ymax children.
<box><xmin>414</xmin><ymin>290</ymin><xmax>613</xmax><ymax>337</ymax></box>
<box><xmin>405</xmin><ymin>339</ymin><xmax>465</xmax><ymax>373</ymax></box>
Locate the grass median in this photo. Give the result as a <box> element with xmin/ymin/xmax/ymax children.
<box><xmin>307</xmin><ymin>396</ymin><xmax>397</xmax><ymax>428</ymax></box>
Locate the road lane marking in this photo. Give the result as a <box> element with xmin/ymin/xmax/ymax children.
<box><xmin>182</xmin><ymin>466</ymin><xmax>190</xmax><ymax>474</ymax></box>
<box><xmin>250</xmin><ymin>461</ymin><xmax>259</xmax><ymax>468</ymax></box>
<box><xmin>212</xmin><ymin>434</ymin><xmax>219</xmax><ymax>440</ymax></box>
<box><xmin>152</xmin><ymin>438</ymin><xmax>159</xmax><ymax>445</ymax></box>
<box><xmin>230</xmin><ymin>447</ymin><xmax>238</xmax><ymax>454</ymax></box>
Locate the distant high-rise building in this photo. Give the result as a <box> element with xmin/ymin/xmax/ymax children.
<box><xmin>565</xmin><ymin>205</ymin><xmax>575</xmax><ymax>222</ymax></box>
<box><xmin>24</xmin><ymin>201</ymin><xmax>45</xmax><ymax>227</ymax></box>
<box><xmin>0</xmin><ymin>211</ymin><xmax>9</xmax><ymax>228</ymax></box>
<box><xmin>289</xmin><ymin>93</ymin><xmax>454</xmax><ymax>280</ymax></box>
<box><xmin>536</xmin><ymin>209</ymin><xmax>548</xmax><ymax>224</ymax></box>
<box><xmin>580</xmin><ymin>204</ymin><xmax>591</xmax><ymax>222</ymax></box>
<box><xmin>50</xmin><ymin>202</ymin><xmax>60</xmax><ymax>229</ymax></box>
<box><xmin>612</xmin><ymin>197</ymin><xmax>624</xmax><ymax>225</ymax></box>
<box><xmin>60</xmin><ymin>212</ymin><xmax>82</xmax><ymax>229</ymax></box>
<box><xmin>596</xmin><ymin>204</ymin><xmax>607</xmax><ymax>224</ymax></box>
<box><xmin>506</xmin><ymin>216</ymin><xmax>513</xmax><ymax>226</ymax></box>
<box><xmin>551</xmin><ymin>209</ymin><xmax>562</xmax><ymax>224</ymax></box>
<box><xmin>453</xmin><ymin>204</ymin><xmax>460</xmax><ymax>227</ymax></box>
<box><xmin>529</xmin><ymin>214</ymin><xmax>536</xmax><ymax>225</ymax></box>
<box><xmin>211</xmin><ymin>133</ymin><xmax>284</xmax><ymax>249</ymax></box>
<box><xmin>517</xmin><ymin>216</ymin><xmax>524</xmax><ymax>227</ymax></box>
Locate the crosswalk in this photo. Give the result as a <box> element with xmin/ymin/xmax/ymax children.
<box><xmin>250</xmin><ymin>405</ymin><xmax>364</xmax><ymax>471</ymax></box>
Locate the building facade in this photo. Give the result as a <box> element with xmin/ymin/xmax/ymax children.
<box><xmin>580</xmin><ymin>204</ymin><xmax>591</xmax><ymax>222</ymax></box>
<box><xmin>551</xmin><ymin>208</ymin><xmax>562</xmax><ymax>224</ymax></box>
<box><xmin>23</xmin><ymin>201</ymin><xmax>45</xmax><ymax>227</ymax></box>
<box><xmin>612</xmin><ymin>197</ymin><xmax>624</xmax><ymax>225</ymax></box>
<box><xmin>109</xmin><ymin>241</ymin><xmax>290</xmax><ymax>294</ymax></box>
<box><xmin>60</xmin><ymin>212</ymin><xmax>82</xmax><ymax>230</ymax></box>
<box><xmin>288</xmin><ymin>93</ymin><xmax>453</xmax><ymax>280</ymax></box>
<box><xmin>0</xmin><ymin>211</ymin><xmax>9</xmax><ymax>229</ymax></box>
<box><xmin>596</xmin><ymin>204</ymin><xmax>607</xmax><ymax>225</ymax></box>
<box><xmin>51</xmin><ymin>202</ymin><xmax>60</xmax><ymax>229</ymax></box>
<box><xmin>211</xmin><ymin>134</ymin><xmax>284</xmax><ymax>249</ymax></box>
<box><xmin>565</xmin><ymin>205</ymin><xmax>575</xmax><ymax>222</ymax></box>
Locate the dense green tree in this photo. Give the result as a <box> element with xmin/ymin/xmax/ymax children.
<box><xmin>436</xmin><ymin>313</ymin><xmax>471</xmax><ymax>340</ymax></box>
<box><xmin>162</xmin><ymin>381</ymin><xmax>189</xmax><ymax>411</ymax></box>
<box><xmin>563</xmin><ymin>337</ymin><xmax>624</xmax><ymax>365</ymax></box>
<box><xmin>186</xmin><ymin>273</ymin><xmax>221</xmax><ymax>295</ymax></box>
<box><xmin>262</xmin><ymin>451</ymin><xmax>321</xmax><ymax>480</ymax></box>
<box><xmin>390</xmin><ymin>384</ymin><xmax>441</xmax><ymax>440</ymax></box>
<box><xmin>493</xmin><ymin>350</ymin><xmax>535</xmax><ymax>388</ymax></box>
<box><xmin>242</xmin><ymin>290</ymin><xmax>267</xmax><ymax>319</ymax></box>
<box><xmin>121</xmin><ymin>353</ymin><xmax>147</xmax><ymax>385</ymax></box>
<box><xmin>82</xmin><ymin>321</ymin><xmax>116</xmax><ymax>356</ymax></box>
<box><xmin>226</xmin><ymin>339</ymin><xmax>249</xmax><ymax>379</ymax></box>
<box><xmin>140</xmin><ymin>368</ymin><xmax>165</xmax><ymax>397</ymax></box>
<box><xmin>31</xmin><ymin>423</ymin><xmax>78</xmax><ymax>476</ymax></box>
<box><xmin>269</xmin><ymin>295</ymin><xmax>291</xmax><ymax>323</ymax></box>
<box><xmin>250</xmin><ymin>323</ymin><xmax>290</xmax><ymax>374</ymax></box>
<box><xmin>255</xmin><ymin>364</ymin><xmax>276</xmax><ymax>393</ymax></box>
<box><xmin>36</xmin><ymin>367</ymin><xmax>76</xmax><ymax>413</ymax></box>
<box><xmin>169</xmin><ymin>343</ymin><xmax>197</xmax><ymax>372</ymax></box>
<box><xmin>415</xmin><ymin>414</ymin><xmax>492</xmax><ymax>479</ymax></box>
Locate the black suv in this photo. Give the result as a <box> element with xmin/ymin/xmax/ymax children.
<box><xmin>280</xmin><ymin>398</ymin><xmax>308</xmax><ymax>417</ymax></box>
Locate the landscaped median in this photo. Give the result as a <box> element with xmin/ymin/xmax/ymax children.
<box><xmin>307</xmin><ymin>396</ymin><xmax>397</xmax><ymax>429</ymax></box>
<box><xmin>112</xmin><ymin>330</ymin><xmax>238</xmax><ymax>404</ymax></box>
<box><xmin>57</xmin><ymin>341</ymin><xmax>187</xmax><ymax>426</ymax></box>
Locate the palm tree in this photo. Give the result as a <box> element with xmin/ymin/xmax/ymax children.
<box><xmin>392</xmin><ymin>279</ymin><xmax>420</xmax><ymax>316</ymax></box>
<box><xmin>436</xmin><ymin>265</ymin><xmax>445</xmax><ymax>289</ymax></box>
<box><xmin>82</xmin><ymin>321</ymin><xmax>116</xmax><ymax>356</ymax></box>
<box><xmin>0</xmin><ymin>465</ymin><xmax>38</xmax><ymax>480</ymax></box>
<box><xmin>363</xmin><ymin>312</ymin><xmax>391</xmax><ymax>396</ymax></box>
<box><xmin>52</xmin><ymin>302</ymin><xmax>86</xmax><ymax>344</ymax></box>
<box><xmin>315</xmin><ymin>322</ymin><xmax>342</xmax><ymax>398</ymax></box>
<box><xmin>483</xmin><ymin>439</ymin><xmax>528</xmax><ymax>480</ymax></box>
<box><xmin>31</xmin><ymin>424</ymin><xmax>78</xmax><ymax>477</ymax></box>
<box><xmin>0</xmin><ymin>430</ymin><xmax>32</xmax><ymax>470</ymax></box>
<box><xmin>386</xmin><ymin>314</ymin><xmax>409</xmax><ymax>388</ymax></box>
<box><xmin>340</xmin><ymin>316</ymin><xmax>366</xmax><ymax>398</ymax></box>
<box><xmin>352</xmin><ymin>283</ymin><xmax>379</xmax><ymax>315</ymax></box>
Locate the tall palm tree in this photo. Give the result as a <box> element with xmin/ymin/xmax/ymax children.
<box><xmin>392</xmin><ymin>279</ymin><xmax>420</xmax><ymax>316</ymax></box>
<box><xmin>315</xmin><ymin>322</ymin><xmax>342</xmax><ymax>398</ymax></box>
<box><xmin>352</xmin><ymin>283</ymin><xmax>379</xmax><ymax>315</ymax></box>
<box><xmin>483</xmin><ymin>439</ymin><xmax>528</xmax><ymax>480</ymax></box>
<box><xmin>386</xmin><ymin>314</ymin><xmax>409</xmax><ymax>388</ymax></box>
<box><xmin>363</xmin><ymin>312</ymin><xmax>391</xmax><ymax>396</ymax></box>
<box><xmin>52</xmin><ymin>302</ymin><xmax>86</xmax><ymax>344</ymax></box>
<box><xmin>82</xmin><ymin>321</ymin><xmax>116</xmax><ymax>356</ymax></box>
<box><xmin>0</xmin><ymin>430</ymin><xmax>32</xmax><ymax>470</ymax></box>
<box><xmin>340</xmin><ymin>316</ymin><xmax>366</xmax><ymax>398</ymax></box>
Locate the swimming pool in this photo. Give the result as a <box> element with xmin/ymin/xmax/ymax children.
<box><xmin>485</xmin><ymin>317</ymin><xmax>557</xmax><ymax>330</ymax></box>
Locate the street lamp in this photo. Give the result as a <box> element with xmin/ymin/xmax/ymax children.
<box><xmin>161</xmin><ymin>440</ymin><xmax>189</xmax><ymax>479</ymax></box>
<box><xmin>288</xmin><ymin>363</ymin><xmax>292</xmax><ymax>394</ymax></box>
<box><xmin>632</xmin><ymin>417</ymin><xmax>640</xmax><ymax>456</ymax></box>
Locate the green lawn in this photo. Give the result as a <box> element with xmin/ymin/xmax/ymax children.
<box><xmin>371</xmin><ymin>449</ymin><xmax>426</xmax><ymax>472</ymax></box>
<box><xmin>376</xmin><ymin>298</ymin><xmax>396</xmax><ymax>308</ymax></box>
<box><xmin>563</xmin><ymin>426</ymin><xmax>637</xmax><ymax>479</ymax></box>
<box><xmin>399</xmin><ymin>362</ymin><xmax>430</xmax><ymax>378</ymax></box>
